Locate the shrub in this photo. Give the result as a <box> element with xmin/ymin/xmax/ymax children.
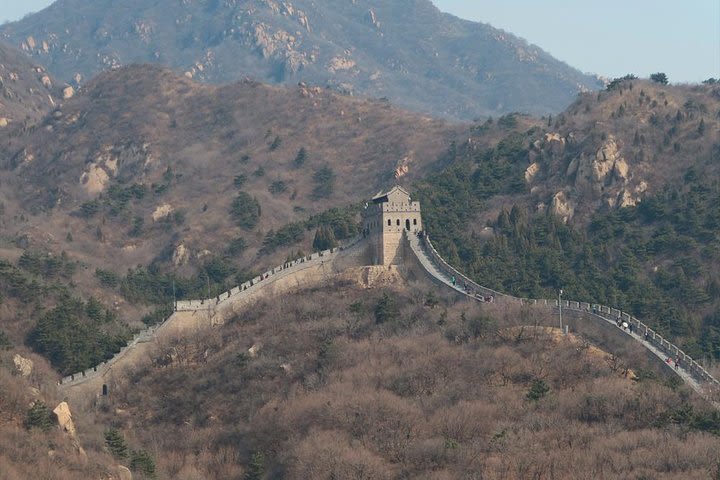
<box><xmin>312</xmin><ymin>166</ymin><xmax>335</xmax><ymax>199</ymax></box>
<box><xmin>293</xmin><ymin>147</ymin><xmax>307</xmax><ymax>168</ymax></box>
<box><xmin>24</xmin><ymin>401</ymin><xmax>55</xmax><ymax>432</ymax></box>
<box><xmin>0</xmin><ymin>330</ymin><xmax>11</xmax><ymax>350</ymax></box>
<box><xmin>226</xmin><ymin>237</ymin><xmax>248</xmax><ymax>256</ymax></box>
<box><xmin>526</xmin><ymin>379</ymin><xmax>549</xmax><ymax>401</ymax></box>
<box><xmin>269</xmin><ymin>180</ymin><xmax>288</xmax><ymax>195</ymax></box>
<box><xmin>650</xmin><ymin>72</ymin><xmax>669</xmax><ymax>85</ymax></box>
<box><xmin>96</xmin><ymin>268</ymin><xmax>120</xmax><ymax>288</ymax></box>
<box><xmin>231</xmin><ymin>192</ymin><xmax>261</xmax><ymax>230</ymax></box>
<box><xmin>245</xmin><ymin>452</ymin><xmax>265</xmax><ymax>480</ymax></box>
<box><xmin>261</xmin><ymin>222</ymin><xmax>305</xmax><ymax>253</ymax></box>
<box><xmin>105</xmin><ymin>428</ymin><xmax>129</xmax><ymax>459</ymax></box>
<box><xmin>312</xmin><ymin>226</ymin><xmax>337</xmax><ymax>251</ymax></box>
<box><xmin>130</xmin><ymin>449</ymin><xmax>156</xmax><ymax>478</ymax></box>
<box><xmin>234</xmin><ymin>174</ymin><xmax>247</xmax><ymax>188</ymax></box>
<box><xmin>79</xmin><ymin>200</ymin><xmax>100</xmax><ymax>218</ymax></box>
<box><xmin>269</xmin><ymin>135</ymin><xmax>282</xmax><ymax>151</ymax></box>
<box><xmin>374</xmin><ymin>292</ymin><xmax>399</xmax><ymax>324</ymax></box>
<box><xmin>129</xmin><ymin>216</ymin><xmax>144</xmax><ymax>237</ymax></box>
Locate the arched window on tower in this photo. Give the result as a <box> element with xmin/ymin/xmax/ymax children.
<box><xmin>387</xmin><ymin>219</ymin><xmax>392</xmax><ymax>226</ymax></box>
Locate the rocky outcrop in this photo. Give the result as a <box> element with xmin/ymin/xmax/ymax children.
<box><xmin>328</xmin><ymin>56</ymin><xmax>356</xmax><ymax>73</ymax></box>
<box><xmin>551</xmin><ymin>191</ymin><xmax>574</xmax><ymax>223</ymax></box>
<box><xmin>575</xmin><ymin>136</ymin><xmax>625</xmax><ymax>190</ymax></box>
<box><xmin>365</xmin><ymin>9</ymin><xmax>381</xmax><ymax>30</ymax></box>
<box><xmin>53</xmin><ymin>402</ymin><xmax>77</xmax><ymax>437</ymax></box>
<box><xmin>173</xmin><ymin>244</ymin><xmax>189</xmax><ymax>266</ymax></box>
<box><xmin>525</xmin><ymin>162</ymin><xmax>540</xmax><ymax>184</ymax></box>
<box><xmin>152</xmin><ymin>204</ymin><xmax>174</xmax><ymax>222</ymax></box>
<box><xmin>118</xmin><ymin>466</ymin><xmax>133</xmax><ymax>480</ymax></box>
<box><xmin>13</xmin><ymin>354</ymin><xmax>33</xmax><ymax>377</ymax></box>
<box><xmin>544</xmin><ymin>133</ymin><xmax>566</xmax><ymax>157</ymax></box>
<box><xmin>62</xmin><ymin>86</ymin><xmax>74</xmax><ymax>99</ymax></box>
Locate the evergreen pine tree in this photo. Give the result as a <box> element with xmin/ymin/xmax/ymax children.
<box><xmin>24</xmin><ymin>401</ymin><xmax>55</xmax><ymax>432</ymax></box>
<box><xmin>130</xmin><ymin>449</ymin><xmax>156</xmax><ymax>478</ymax></box>
<box><xmin>105</xmin><ymin>428</ymin><xmax>129</xmax><ymax>459</ymax></box>
<box><xmin>312</xmin><ymin>226</ymin><xmax>338</xmax><ymax>251</ymax></box>
<box><xmin>245</xmin><ymin>451</ymin><xmax>265</xmax><ymax>480</ymax></box>
<box><xmin>374</xmin><ymin>292</ymin><xmax>400</xmax><ymax>324</ymax></box>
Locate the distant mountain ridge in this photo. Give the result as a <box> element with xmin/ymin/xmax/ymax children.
<box><xmin>0</xmin><ymin>0</ymin><xmax>602</xmax><ymax>120</ymax></box>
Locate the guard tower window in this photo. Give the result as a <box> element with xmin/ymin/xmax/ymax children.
<box><xmin>396</xmin><ymin>219</ymin><xmax>400</xmax><ymax>226</ymax></box>
<box><xmin>405</xmin><ymin>219</ymin><xmax>411</xmax><ymax>231</ymax></box>
<box><xmin>413</xmin><ymin>219</ymin><xmax>417</xmax><ymax>226</ymax></box>
<box><xmin>387</xmin><ymin>219</ymin><xmax>392</xmax><ymax>226</ymax></box>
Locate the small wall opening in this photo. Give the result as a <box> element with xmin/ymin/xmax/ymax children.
<box><xmin>396</xmin><ymin>219</ymin><xmax>400</xmax><ymax>226</ymax></box>
<box><xmin>413</xmin><ymin>219</ymin><xmax>417</xmax><ymax>226</ymax></box>
<box><xmin>405</xmin><ymin>219</ymin><xmax>411</xmax><ymax>231</ymax></box>
<box><xmin>387</xmin><ymin>219</ymin><xmax>391</xmax><ymax>226</ymax></box>
<box><xmin>102</xmin><ymin>384</ymin><xmax>108</xmax><ymax>396</ymax></box>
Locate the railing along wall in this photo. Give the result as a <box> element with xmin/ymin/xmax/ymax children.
<box><xmin>58</xmin><ymin>236</ymin><xmax>362</xmax><ymax>387</ymax></box>
<box><xmin>419</xmin><ymin>234</ymin><xmax>720</xmax><ymax>392</ymax></box>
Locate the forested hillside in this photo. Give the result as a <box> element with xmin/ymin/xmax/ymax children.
<box><xmin>418</xmin><ymin>78</ymin><xmax>720</xmax><ymax>362</ymax></box>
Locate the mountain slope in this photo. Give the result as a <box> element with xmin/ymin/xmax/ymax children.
<box><xmin>0</xmin><ymin>42</ymin><xmax>59</xmax><ymax>127</ymax></box>
<box><xmin>415</xmin><ymin>78</ymin><xmax>720</xmax><ymax>361</ymax></box>
<box><xmin>0</xmin><ymin>0</ymin><xmax>601</xmax><ymax>119</ymax></box>
<box><xmin>0</xmin><ymin>64</ymin><xmax>461</xmax><ymax>280</ymax></box>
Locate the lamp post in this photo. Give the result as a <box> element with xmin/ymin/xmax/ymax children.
<box><xmin>558</xmin><ymin>288</ymin><xmax>563</xmax><ymax>334</ymax></box>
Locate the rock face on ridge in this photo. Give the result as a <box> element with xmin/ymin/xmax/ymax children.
<box><xmin>0</xmin><ymin>0</ymin><xmax>601</xmax><ymax>120</ymax></box>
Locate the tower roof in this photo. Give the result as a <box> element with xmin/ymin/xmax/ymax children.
<box><xmin>371</xmin><ymin>185</ymin><xmax>411</xmax><ymax>204</ymax></box>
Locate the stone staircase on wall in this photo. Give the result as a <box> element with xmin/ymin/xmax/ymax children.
<box><xmin>407</xmin><ymin>232</ymin><xmax>720</xmax><ymax>403</ymax></box>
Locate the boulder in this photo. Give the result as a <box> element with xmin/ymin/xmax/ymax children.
<box><xmin>544</xmin><ymin>133</ymin><xmax>566</xmax><ymax>156</ymax></box>
<box><xmin>118</xmin><ymin>466</ymin><xmax>133</xmax><ymax>480</ymax></box>
<box><xmin>13</xmin><ymin>354</ymin><xmax>33</xmax><ymax>377</ymax></box>
<box><xmin>53</xmin><ymin>402</ymin><xmax>77</xmax><ymax>437</ymax></box>
<box><xmin>0</xmin><ymin>118</ymin><xmax>9</xmax><ymax>128</ymax></box>
<box><xmin>152</xmin><ymin>203</ymin><xmax>174</xmax><ymax>222</ymax></box>
<box><xmin>524</xmin><ymin>162</ymin><xmax>540</xmax><ymax>183</ymax></box>
<box><xmin>62</xmin><ymin>86</ymin><xmax>75</xmax><ymax>99</ymax></box>
<box><xmin>173</xmin><ymin>244</ymin><xmax>189</xmax><ymax>266</ymax></box>
<box><xmin>551</xmin><ymin>191</ymin><xmax>574</xmax><ymax>223</ymax></box>
<box><xmin>248</xmin><ymin>344</ymin><xmax>262</xmax><ymax>358</ymax></box>
<box><xmin>614</xmin><ymin>158</ymin><xmax>630</xmax><ymax>182</ymax></box>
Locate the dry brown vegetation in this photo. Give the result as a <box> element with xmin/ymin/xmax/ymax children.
<box><xmin>0</xmin><ymin>65</ymin><xmax>466</xmax><ymax>298</ymax></box>
<box><xmin>70</xmin><ymin>277</ymin><xmax>720</xmax><ymax>479</ymax></box>
<box><xmin>0</xmin><ymin>351</ymin><xmax>120</xmax><ymax>480</ymax></box>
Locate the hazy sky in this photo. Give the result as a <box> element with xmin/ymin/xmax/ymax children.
<box><xmin>0</xmin><ymin>0</ymin><xmax>717</xmax><ymax>83</ymax></box>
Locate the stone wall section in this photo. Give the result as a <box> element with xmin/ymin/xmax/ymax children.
<box><xmin>58</xmin><ymin>237</ymin><xmax>364</xmax><ymax>390</ymax></box>
<box><xmin>409</xmin><ymin>232</ymin><xmax>720</xmax><ymax>402</ymax></box>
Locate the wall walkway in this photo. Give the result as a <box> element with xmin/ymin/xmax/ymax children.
<box><xmin>407</xmin><ymin>232</ymin><xmax>720</xmax><ymax>404</ymax></box>
<box><xmin>58</xmin><ymin>237</ymin><xmax>362</xmax><ymax>389</ymax></box>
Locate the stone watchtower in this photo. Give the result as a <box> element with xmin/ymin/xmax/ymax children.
<box><xmin>361</xmin><ymin>186</ymin><xmax>422</xmax><ymax>265</ymax></box>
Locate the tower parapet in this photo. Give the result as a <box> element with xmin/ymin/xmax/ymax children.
<box><xmin>361</xmin><ymin>186</ymin><xmax>422</xmax><ymax>265</ymax></box>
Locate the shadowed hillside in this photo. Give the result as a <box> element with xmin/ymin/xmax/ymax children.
<box><xmin>0</xmin><ymin>0</ymin><xmax>601</xmax><ymax>119</ymax></box>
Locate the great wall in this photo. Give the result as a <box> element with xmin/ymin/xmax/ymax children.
<box><xmin>58</xmin><ymin>187</ymin><xmax>720</xmax><ymax>407</ymax></box>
